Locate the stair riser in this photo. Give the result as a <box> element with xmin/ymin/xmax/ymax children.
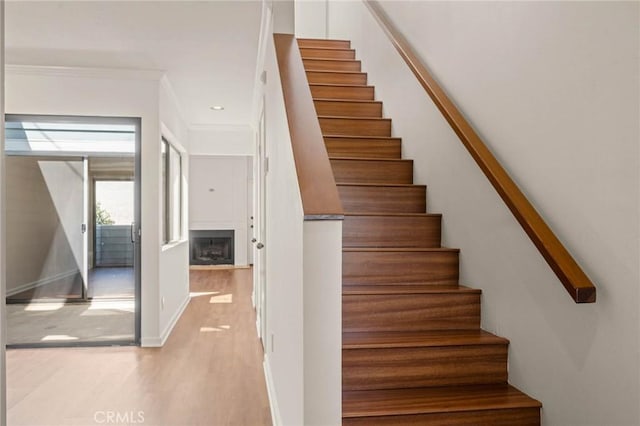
<box><xmin>298</xmin><ymin>39</ymin><xmax>351</xmax><ymax>49</ymax></box>
<box><xmin>343</xmin><ymin>215</ymin><xmax>441</xmax><ymax>248</ymax></box>
<box><xmin>325</xmin><ymin>138</ymin><xmax>401</xmax><ymax>159</ymax></box>
<box><xmin>320</xmin><ymin>117</ymin><xmax>389</xmax><ymax>137</ymax></box>
<box><xmin>314</xmin><ymin>100</ymin><xmax>381</xmax><ymax>117</ymax></box>
<box><xmin>343</xmin><ymin>250</ymin><xmax>458</xmax><ymax>285</ymax></box>
<box><xmin>311</xmin><ymin>85</ymin><xmax>374</xmax><ymax>101</ymax></box>
<box><xmin>307</xmin><ymin>71</ymin><xmax>368</xmax><ymax>85</ymax></box>
<box><xmin>303</xmin><ymin>58</ymin><xmax>361</xmax><ymax>71</ymax></box>
<box><xmin>300</xmin><ymin>47</ymin><xmax>356</xmax><ymax>60</ymax></box>
<box><xmin>343</xmin><ymin>293</ymin><xmax>480</xmax><ymax>332</ymax></box>
<box><xmin>343</xmin><ymin>408</ymin><xmax>541</xmax><ymax>426</ymax></box>
<box><xmin>343</xmin><ymin>345</ymin><xmax>508</xmax><ymax>391</ymax></box>
<box><xmin>338</xmin><ymin>185</ymin><xmax>426</xmax><ymax>213</ymax></box>
<box><xmin>331</xmin><ymin>159</ymin><xmax>412</xmax><ymax>185</ymax></box>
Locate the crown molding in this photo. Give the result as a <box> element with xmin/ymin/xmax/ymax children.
<box><xmin>188</xmin><ymin>123</ymin><xmax>252</xmax><ymax>132</ymax></box>
<box><xmin>159</xmin><ymin>74</ymin><xmax>189</xmax><ymax>129</ymax></box>
<box><xmin>5</xmin><ymin>64</ymin><xmax>165</xmax><ymax>81</ymax></box>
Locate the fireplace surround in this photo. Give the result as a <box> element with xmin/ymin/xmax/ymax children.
<box><xmin>189</xmin><ymin>230</ymin><xmax>234</xmax><ymax>265</ymax></box>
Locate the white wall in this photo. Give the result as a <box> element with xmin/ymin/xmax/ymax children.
<box><xmin>157</xmin><ymin>77</ymin><xmax>191</xmax><ymax>346</ymax></box>
<box><xmin>302</xmin><ymin>220</ymin><xmax>342</xmax><ymax>426</ymax></box>
<box><xmin>294</xmin><ymin>0</ymin><xmax>327</xmax><ymax>39</ymax></box>
<box><xmin>5</xmin><ymin>67</ymin><xmax>189</xmax><ymax>347</ymax></box>
<box><xmin>262</xmin><ymin>27</ymin><xmax>305</xmax><ymax>426</ymax></box>
<box><xmin>189</xmin><ymin>125</ymin><xmax>253</xmax><ymax>156</ymax></box>
<box><xmin>328</xmin><ymin>1</ymin><xmax>640</xmax><ymax>425</ymax></box>
<box><xmin>189</xmin><ymin>155</ymin><xmax>250</xmax><ymax>266</ymax></box>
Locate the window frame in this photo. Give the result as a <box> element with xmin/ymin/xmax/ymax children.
<box><xmin>161</xmin><ymin>136</ymin><xmax>183</xmax><ymax>245</ymax></box>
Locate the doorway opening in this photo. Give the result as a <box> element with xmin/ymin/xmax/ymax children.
<box><xmin>92</xmin><ymin>179</ymin><xmax>135</xmax><ymax>299</ymax></box>
<box><xmin>4</xmin><ymin>115</ymin><xmax>141</xmax><ymax>347</ymax></box>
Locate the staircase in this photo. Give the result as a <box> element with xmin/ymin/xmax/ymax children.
<box><xmin>298</xmin><ymin>38</ymin><xmax>542</xmax><ymax>425</ymax></box>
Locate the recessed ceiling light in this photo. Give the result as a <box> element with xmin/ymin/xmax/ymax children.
<box><xmin>210</xmin><ymin>106</ymin><xmax>224</xmax><ymax>111</ymax></box>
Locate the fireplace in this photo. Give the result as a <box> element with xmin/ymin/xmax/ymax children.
<box><xmin>189</xmin><ymin>230</ymin><xmax>235</xmax><ymax>265</ymax></box>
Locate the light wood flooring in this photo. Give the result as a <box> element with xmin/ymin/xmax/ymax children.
<box><xmin>7</xmin><ymin>268</ymin><xmax>272</xmax><ymax>425</ymax></box>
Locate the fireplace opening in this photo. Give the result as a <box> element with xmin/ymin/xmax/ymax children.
<box><xmin>189</xmin><ymin>230</ymin><xmax>234</xmax><ymax>265</ymax></box>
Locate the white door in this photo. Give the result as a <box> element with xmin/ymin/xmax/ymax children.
<box><xmin>253</xmin><ymin>105</ymin><xmax>268</xmax><ymax>348</ymax></box>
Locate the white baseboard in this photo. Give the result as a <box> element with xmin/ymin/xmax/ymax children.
<box><xmin>263</xmin><ymin>355</ymin><xmax>282</xmax><ymax>426</ymax></box>
<box><xmin>141</xmin><ymin>294</ymin><xmax>190</xmax><ymax>347</ymax></box>
<box><xmin>6</xmin><ymin>270</ymin><xmax>79</xmax><ymax>297</ymax></box>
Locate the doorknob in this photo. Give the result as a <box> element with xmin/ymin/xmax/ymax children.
<box><xmin>256</xmin><ymin>242</ymin><xmax>264</xmax><ymax>249</ymax></box>
<box><xmin>251</xmin><ymin>238</ymin><xmax>257</xmax><ymax>243</ymax></box>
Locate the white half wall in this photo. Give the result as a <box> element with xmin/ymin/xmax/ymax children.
<box><xmin>303</xmin><ymin>220</ymin><xmax>342</xmax><ymax>425</ymax></box>
<box><xmin>328</xmin><ymin>1</ymin><xmax>640</xmax><ymax>425</ymax></box>
<box><xmin>263</xmin><ymin>28</ymin><xmax>305</xmax><ymax>426</ymax></box>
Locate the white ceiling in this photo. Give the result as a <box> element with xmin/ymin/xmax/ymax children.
<box><xmin>5</xmin><ymin>0</ymin><xmax>263</xmax><ymax>127</ymax></box>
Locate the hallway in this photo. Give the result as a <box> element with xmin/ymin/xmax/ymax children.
<box><xmin>6</xmin><ymin>268</ymin><xmax>271</xmax><ymax>425</ymax></box>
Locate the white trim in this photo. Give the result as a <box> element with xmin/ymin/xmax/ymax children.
<box><xmin>6</xmin><ymin>270</ymin><xmax>79</xmax><ymax>297</ymax></box>
<box><xmin>5</xmin><ymin>64</ymin><xmax>164</xmax><ymax>81</ymax></box>
<box><xmin>250</xmin><ymin>1</ymin><xmax>273</xmax><ymax>127</ymax></box>
<box><xmin>263</xmin><ymin>355</ymin><xmax>282</xmax><ymax>426</ymax></box>
<box><xmin>161</xmin><ymin>239</ymin><xmax>188</xmax><ymax>252</ymax></box>
<box><xmin>160</xmin><ymin>121</ymin><xmax>187</xmax><ymax>154</ymax></box>
<box><xmin>160</xmin><ymin>75</ymin><xmax>189</xmax><ymax>129</ymax></box>
<box><xmin>188</xmin><ymin>123</ymin><xmax>252</xmax><ymax>132</ymax></box>
<box><xmin>141</xmin><ymin>293</ymin><xmax>190</xmax><ymax>347</ymax></box>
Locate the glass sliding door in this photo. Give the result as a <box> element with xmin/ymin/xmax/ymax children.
<box><xmin>4</xmin><ymin>115</ymin><xmax>140</xmax><ymax>346</ymax></box>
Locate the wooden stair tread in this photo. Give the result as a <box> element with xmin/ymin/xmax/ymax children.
<box><xmin>299</xmin><ymin>46</ymin><xmax>354</xmax><ymax>51</ymax></box>
<box><xmin>325</xmin><ymin>134</ymin><xmax>401</xmax><ymax>141</ymax></box>
<box><xmin>343</xmin><ymin>285</ymin><xmax>479</xmax><ymax>295</ymax></box>
<box><xmin>342</xmin><ymin>384</ymin><xmax>542</xmax><ymax>418</ymax></box>
<box><xmin>305</xmin><ymin>68</ymin><xmax>362</xmax><ymax>73</ymax></box>
<box><xmin>330</xmin><ymin>157</ymin><xmax>410</xmax><ymax>163</ymax></box>
<box><xmin>302</xmin><ymin>57</ymin><xmax>360</xmax><ymax>63</ymax></box>
<box><xmin>343</xmin><ymin>247</ymin><xmax>458</xmax><ymax>253</ymax></box>
<box><xmin>344</xmin><ymin>211</ymin><xmax>441</xmax><ymax>217</ymax></box>
<box><xmin>343</xmin><ymin>330</ymin><xmax>508</xmax><ymax>349</ymax></box>
<box><xmin>337</xmin><ymin>182</ymin><xmax>423</xmax><ymax>188</ymax></box>
<box><xmin>306</xmin><ymin>70</ymin><xmax>365</xmax><ymax>75</ymax></box>
<box><xmin>314</xmin><ymin>98</ymin><xmax>380</xmax><ymax>104</ymax></box>
<box><xmin>298</xmin><ymin>37</ymin><xmax>350</xmax><ymax>43</ymax></box>
<box><xmin>318</xmin><ymin>115</ymin><xmax>389</xmax><ymax>121</ymax></box>
<box><xmin>311</xmin><ymin>83</ymin><xmax>372</xmax><ymax>88</ymax></box>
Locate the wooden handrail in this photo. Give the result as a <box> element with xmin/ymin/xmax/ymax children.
<box><xmin>364</xmin><ymin>0</ymin><xmax>595</xmax><ymax>303</ymax></box>
<box><xmin>273</xmin><ymin>33</ymin><xmax>344</xmax><ymax>220</ymax></box>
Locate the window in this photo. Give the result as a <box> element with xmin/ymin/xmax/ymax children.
<box><xmin>162</xmin><ymin>137</ymin><xmax>183</xmax><ymax>244</ymax></box>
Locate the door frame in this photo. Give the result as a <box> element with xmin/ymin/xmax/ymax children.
<box><xmin>4</xmin><ymin>114</ymin><xmax>142</xmax><ymax>347</ymax></box>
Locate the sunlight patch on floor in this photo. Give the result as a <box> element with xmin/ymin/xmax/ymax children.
<box><xmin>190</xmin><ymin>291</ymin><xmax>218</xmax><ymax>298</ymax></box>
<box><xmin>24</xmin><ymin>302</ymin><xmax>65</xmax><ymax>312</ymax></box>
<box><xmin>41</xmin><ymin>334</ymin><xmax>79</xmax><ymax>342</ymax></box>
<box><xmin>210</xmin><ymin>294</ymin><xmax>232</xmax><ymax>304</ymax></box>
<box><xmin>200</xmin><ymin>325</ymin><xmax>231</xmax><ymax>332</ymax></box>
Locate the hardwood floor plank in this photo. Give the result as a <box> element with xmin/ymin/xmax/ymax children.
<box><xmin>6</xmin><ymin>269</ymin><xmax>271</xmax><ymax>426</ymax></box>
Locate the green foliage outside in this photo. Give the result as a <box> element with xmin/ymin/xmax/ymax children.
<box><xmin>96</xmin><ymin>202</ymin><xmax>115</xmax><ymax>225</ymax></box>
